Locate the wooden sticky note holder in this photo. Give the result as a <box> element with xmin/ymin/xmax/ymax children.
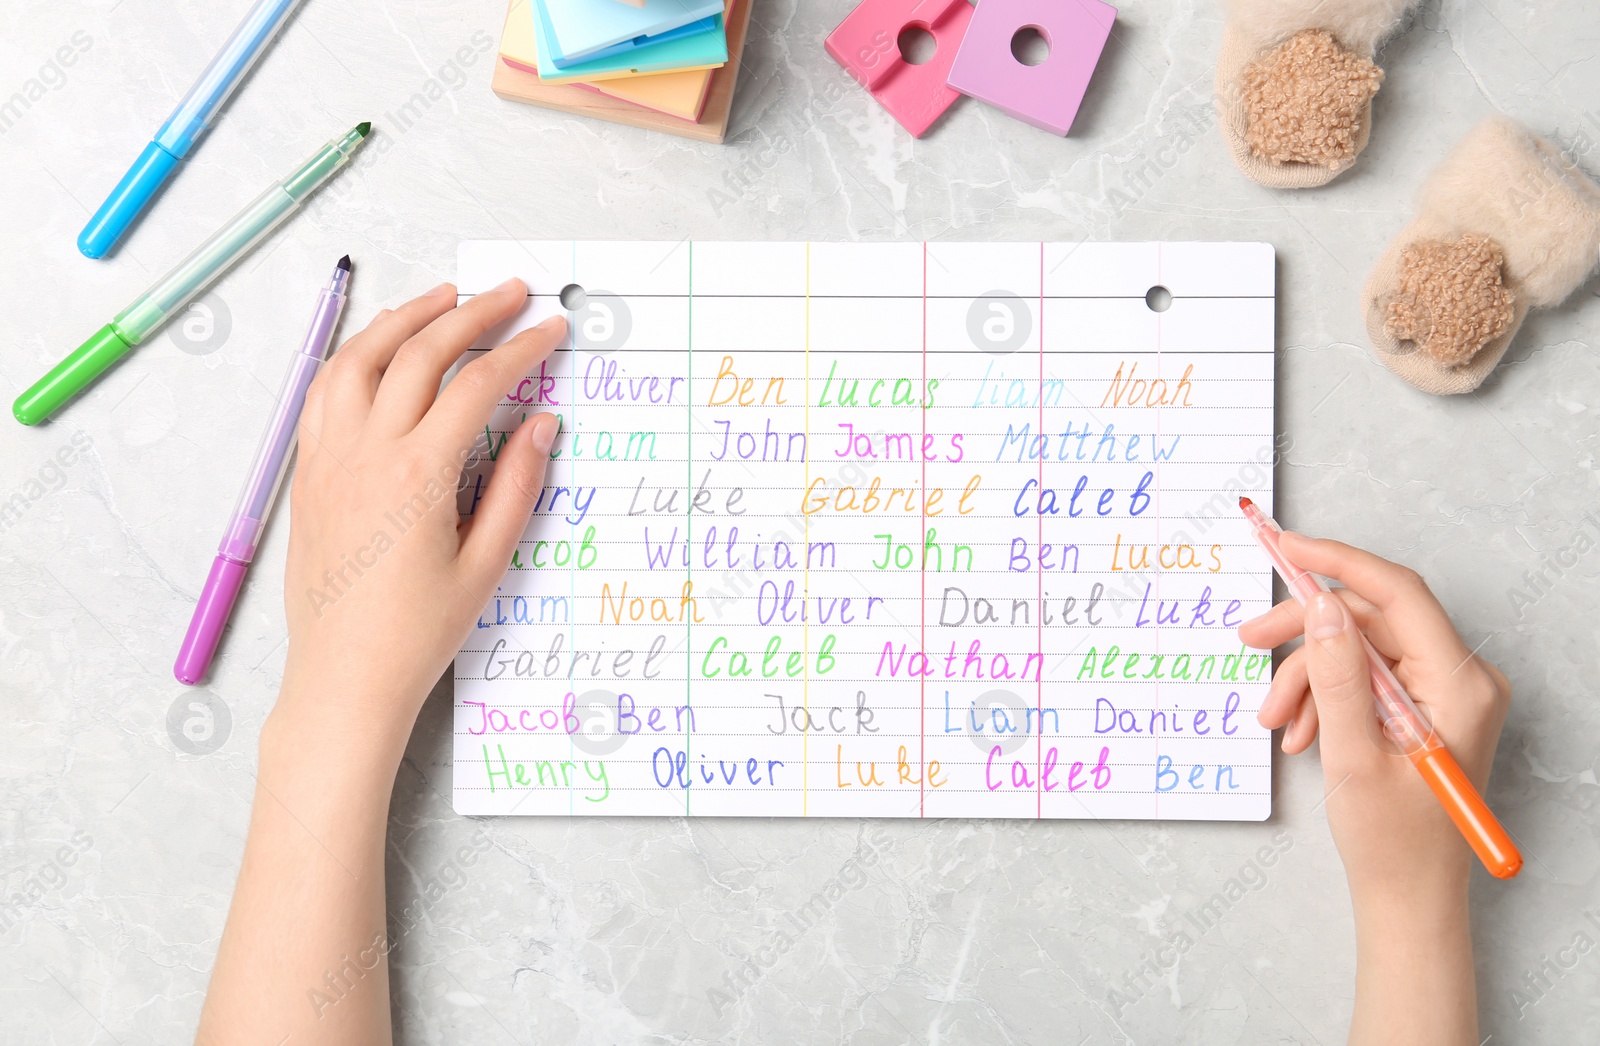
<box><xmin>491</xmin><ymin>0</ymin><xmax>752</xmax><ymax>143</ymax></box>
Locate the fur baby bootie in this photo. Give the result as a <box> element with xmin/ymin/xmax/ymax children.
<box><xmin>1216</xmin><ymin>0</ymin><xmax>1418</xmax><ymax>188</ymax></box>
<box><xmin>1364</xmin><ymin>116</ymin><xmax>1600</xmax><ymax>395</ymax></box>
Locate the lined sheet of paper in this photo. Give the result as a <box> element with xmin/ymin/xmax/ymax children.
<box><xmin>452</xmin><ymin>241</ymin><xmax>1277</xmax><ymax>820</ymax></box>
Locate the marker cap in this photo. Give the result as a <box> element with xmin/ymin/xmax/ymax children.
<box><xmin>77</xmin><ymin>142</ymin><xmax>182</xmax><ymax>259</ymax></box>
<box><xmin>174</xmin><ymin>554</ymin><xmax>249</xmax><ymax>685</ymax></box>
<box><xmin>13</xmin><ymin>323</ymin><xmax>133</xmax><ymax>425</ymax></box>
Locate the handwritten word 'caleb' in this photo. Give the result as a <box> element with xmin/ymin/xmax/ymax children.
<box><xmin>1012</xmin><ymin>473</ymin><xmax>1152</xmax><ymax>517</ymax></box>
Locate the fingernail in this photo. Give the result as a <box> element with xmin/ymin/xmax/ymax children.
<box><xmin>1240</xmin><ymin>611</ymin><xmax>1269</xmax><ymax>630</ymax></box>
<box><xmin>1305</xmin><ymin>593</ymin><xmax>1347</xmax><ymax>639</ymax></box>
<box><xmin>535</xmin><ymin>314</ymin><xmax>566</xmax><ymax>330</ymax></box>
<box><xmin>1282</xmin><ymin>717</ymin><xmax>1296</xmax><ymax>751</ymax></box>
<box><xmin>528</xmin><ymin>413</ymin><xmax>560</xmax><ymax>453</ymax></box>
<box><xmin>426</xmin><ymin>282</ymin><xmax>454</xmax><ymax>298</ymax></box>
<box><xmin>493</xmin><ymin>276</ymin><xmax>524</xmax><ymax>293</ymax></box>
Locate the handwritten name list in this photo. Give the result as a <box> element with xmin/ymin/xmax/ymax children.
<box><xmin>452</xmin><ymin>241</ymin><xmax>1276</xmax><ymax>820</ymax></box>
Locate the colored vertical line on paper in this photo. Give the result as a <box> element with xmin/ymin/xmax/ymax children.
<box><xmin>685</xmin><ymin>241</ymin><xmax>694</xmax><ymax>817</ymax></box>
<box><xmin>1037</xmin><ymin>242</ymin><xmax>1045</xmax><ymax>819</ymax></box>
<box><xmin>919</xmin><ymin>241</ymin><xmax>928</xmax><ymax>818</ymax></box>
<box><xmin>1153</xmin><ymin>243</ymin><xmax>1163</xmax><ymax>820</ymax></box>
<box><xmin>569</xmin><ymin>242</ymin><xmax>579</xmax><ymax>816</ymax></box>
<box><xmin>802</xmin><ymin>242</ymin><xmax>811</xmax><ymax>817</ymax></box>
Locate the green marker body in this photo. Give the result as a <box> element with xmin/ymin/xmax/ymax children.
<box><xmin>14</xmin><ymin>123</ymin><xmax>369</xmax><ymax>426</ymax></box>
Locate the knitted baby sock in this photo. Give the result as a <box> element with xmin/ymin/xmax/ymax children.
<box><xmin>1215</xmin><ymin>0</ymin><xmax>1419</xmax><ymax>189</ymax></box>
<box><xmin>1363</xmin><ymin>115</ymin><xmax>1600</xmax><ymax>395</ymax></box>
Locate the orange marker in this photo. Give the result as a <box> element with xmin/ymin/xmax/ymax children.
<box><xmin>1239</xmin><ymin>497</ymin><xmax>1522</xmax><ymax>879</ymax></box>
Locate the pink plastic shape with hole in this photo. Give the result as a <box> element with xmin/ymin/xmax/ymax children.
<box><xmin>824</xmin><ymin>0</ymin><xmax>974</xmax><ymax>138</ymax></box>
<box><xmin>946</xmin><ymin>0</ymin><xmax>1116</xmax><ymax>136</ymax></box>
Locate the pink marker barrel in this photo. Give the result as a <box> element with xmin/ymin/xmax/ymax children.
<box><xmin>174</xmin><ymin>555</ymin><xmax>250</xmax><ymax>684</ymax></box>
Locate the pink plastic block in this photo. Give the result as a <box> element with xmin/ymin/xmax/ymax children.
<box><xmin>825</xmin><ymin>0</ymin><xmax>974</xmax><ymax>138</ymax></box>
<box><xmin>946</xmin><ymin>0</ymin><xmax>1116</xmax><ymax>136</ymax></box>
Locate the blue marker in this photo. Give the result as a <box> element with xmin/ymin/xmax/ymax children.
<box><xmin>77</xmin><ymin>0</ymin><xmax>305</xmax><ymax>259</ymax></box>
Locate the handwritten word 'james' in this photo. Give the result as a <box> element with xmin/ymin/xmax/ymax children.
<box><xmin>833</xmin><ymin>423</ymin><xmax>964</xmax><ymax>462</ymax></box>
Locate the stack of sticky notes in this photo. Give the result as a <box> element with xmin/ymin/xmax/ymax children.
<box><xmin>492</xmin><ymin>0</ymin><xmax>753</xmax><ymax>144</ymax></box>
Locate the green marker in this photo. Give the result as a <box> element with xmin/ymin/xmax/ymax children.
<box><xmin>15</xmin><ymin>122</ymin><xmax>370</xmax><ymax>426</ymax></box>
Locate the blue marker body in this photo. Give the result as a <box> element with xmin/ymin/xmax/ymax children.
<box><xmin>78</xmin><ymin>0</ymin><xmax>304</xmax><ymax>258</ymax></box>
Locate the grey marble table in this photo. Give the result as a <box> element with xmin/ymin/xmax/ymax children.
<box><xmin>2</xmin><ymin>0</ymin><xmax>1597</xmax><ymax>1041</ymax></box>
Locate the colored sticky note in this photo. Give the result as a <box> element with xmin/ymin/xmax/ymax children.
<box><xmin>575</xmin><ymin>67</ymin><xmax>714</xmax><ymax>122</ymax></box>
<box><xmin>529</xmin><ymin>0</ymin><xmax>727</xmax><ymax>84</ymax></box>
<box><xmin>538</xmin><ymin>0</ymin><xmax>723</xmax><ymax>63</ymax></box>
<box><xmin>550</xmin><ymin>13</ymin><xmax>717</xmax><ymax>69</ymax></box>
<box><xmin>500</xmin><ymin>0</ymin><xmax>725</xmax><ymax>118</ymax></box>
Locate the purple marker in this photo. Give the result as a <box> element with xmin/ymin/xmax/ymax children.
<box><xmin>174</xmin><ymin>255</ymin><xmax>350</xmax><ymax>685</ymax></box>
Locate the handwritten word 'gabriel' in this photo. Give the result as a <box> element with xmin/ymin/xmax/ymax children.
<box><xmin>804</xmin><ymin>475</ymin><xmax>981</xmax><ymax>515</ymax></box>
